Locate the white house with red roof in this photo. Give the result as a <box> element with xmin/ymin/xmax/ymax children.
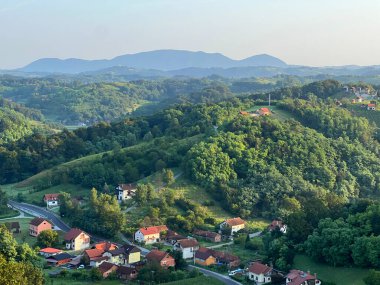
<box><xmin>173</xmin><ymin>238</ymin><xmax>200</xmax><ymax>259</ymax></box>
<box><xmin>134</xmin><ymin>225</ymin><xmax>168</xmax><ymax>244</ymax></box>
<box><xmin>39</xmin><ymin>247</ymin><xmax>62</xmax><ymax>258</ymax></box>
<box><xmin>116</xmin><ymin>184</ymin><xmax>137</xmax><ymax>201</ymax></box>
<box><xmin>268</xmin><ymin>220</ymin><xmax>287</xmax><ymax>234</ymax></box>
<box><xmin>286</xmin><ymin>270</ymin><xmax>321</xmax><ymax>285</ymax></box>
<box><xmin>43</xmin><ymin>193</ymin><xmax>60</xmax><ymax>208</ymax></box>
<box><xmin>220</xmin><ymin>217</ymin><xmax>245</xmax><ymax>235</ymax></box>
<box><xmin>248</xmin><ymin>262</ymin><xmax>273</xmax><ymax>284</ymax></box>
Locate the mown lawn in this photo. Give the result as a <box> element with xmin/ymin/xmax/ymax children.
<box><xmin>246</xmin><ymin>105</ymin><xmax>296</xmax><ymax>121</ymax></box>
<box><xmin>1</xmin><ymin>183</ymin><xmax>89</xmax><ymax>205</ymax></box>
<box><xmin>293</xmin><ymin>255</ymin><xmax>369</xmax><ymax>285</ymax></box>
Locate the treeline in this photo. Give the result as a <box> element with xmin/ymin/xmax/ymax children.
<box><xmin>186</xmin><ymin>112</ymin><xmax>380</xmax><ymax>218</ymax></box>
<box><xmin>0</xmin><ymin>99</ymin><xmax>247</xmax><ymax>183</ymax></box>
<box><xmin>278</xmin><ymin>98</ymin><xmax>376</xmax><ymax>143</ymax></box>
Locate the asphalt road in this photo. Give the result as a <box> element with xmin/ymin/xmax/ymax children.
<box><xmin>9</xmin><ymin>200</ymin><xmax>71</xmax><ymax>232</ymax></box>
<box><xmin>189</xmin><ymin>265</ymin><xmax>241</xmax><ymax>285</ymax></box>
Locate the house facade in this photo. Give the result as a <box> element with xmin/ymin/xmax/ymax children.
<box><xmin>43</xmin><ymin>193</ymin><xmax>60</xmax><ymax>208</ymax></box>
<box><xmin>64</xmin><ymin>228</ymin><xmax>91</xmax><ymax>250</ymax></box>
<box><xmin>29</xmin><ymin>217</ymin><xmax>52</xmax><ymax>237</ymax></box>
<box><xmin>248</xmin><ymin>262</ymin><xmax>273</xmax><ymax>284</ymax></box>
<box><xmin>39</xmin><ymin>247</ymin><xmax>62</xmax><ymax>258</ymax></box>
<box><xmin>286</xmin><ymin>270</ymin><xmax>321</xmax><ymax>285</ymax></box>
<box><xmin>103</xmin><ymin>244</ymin><xmax>141</xmax><ymax>265</ymax></box>
<box><xmin>220</xmin><ymin>217</ymin><xmax>245</xmax><ymax>235</ymax></box>
<box><xmin>134</xmin><ymin>225</ymin><xmax>168</xmax><ymax>244</ymax></box>
<box><xmin>173</xmin><ymin>238</ymin><xmax>199</xmax><ymax>259</ymax></box>
<box><xmin>195</xmin><ymin>249</ymin><xmax>217</xmax><ymax>266</ymax></box>
<box><xmin>46</xmin><ymin>253</ymin><xmax>73</xmax><ymax>266</ymax></box>
<box><xmin>116</xmin><ymin>184</ymin><xmax>137</xmax><ymax>201</ymax></box>
<box><xmin>193</xmin><ymin>229</ymin><xmax>221</xmax><ymax>242</ymax></box>
<box><xmin>98</xmin><ymin>262</ymin><xmax>119</xmax><ymax>278</ymax></box>
<box><xmin>146</xmin><ymin>249</ymin><xmax>175</xmax><ymax>269</ymax></box>
<box><xmin>268</xmin><ymin>220</ymin><xmax>287</xmax><ymax>234</ymax></box>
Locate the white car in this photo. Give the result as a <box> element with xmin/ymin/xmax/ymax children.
<box><xmin>228</xmin><ymin>269</ymin><xmax>244</xmax><ymax>276</ymax></box>
<box><xmin>77</xmin><ymin>265</ymin><xmax>85</xmax><ymax>269</ymax></box>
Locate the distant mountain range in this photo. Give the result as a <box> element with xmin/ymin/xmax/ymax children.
<box><xmin>19</xmin><ymin>50</ymin><xmax>288</xmax><ymax>73</ymax></box>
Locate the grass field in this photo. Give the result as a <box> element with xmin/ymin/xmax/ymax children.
<box><xmin>0</xmin><ymin>217</ymin><xmax>35</xmax><ymax>245</ymax></box>
<box><xmin>1</xmin><ymin>183</ymin><xmax>89</xmax><ymax>205</ymax></box>
<box><xmin>246</xmin><ymin>105</ymin><xmax>296</xmax><ymax>121</ymax></box>
<box><xmin>293</xmin><ymin>255</ymin><xmax>369</xmax><ymax>285</ymax></box>
<box><xmin>346</xmin><ymin>104</ymin><xmax>380</xmax><ymax>127</ymax></box>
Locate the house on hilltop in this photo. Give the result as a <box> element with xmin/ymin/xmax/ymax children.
<box><xmin>134</xmin><ymin>225</ymin><xmax>168</xmax><ymax>244</ymax></box>
<box><xmin>64</xmin><ymin>228</ymin><xmax>91</xmax><ymax>250</ymax></box>
<box><xmin>258</xmin><ymin>107</ymin><xmax>271</xmax><ymax>116</ymax></box>
<box><xmin>248</xmin><ymin>262</ymin><xmax>273</xmax><ymax>284</ymax></box>
<box><xmin>29</xmin><ymin>217</ymin><xmax>52</xmax><ymax>237</ymax></box>
<box><xmin>367</xmin><ymin>103</ymin><xmax>376</xmax><ymax>111</ymax></box>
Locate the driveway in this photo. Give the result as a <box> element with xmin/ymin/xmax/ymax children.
<box><xmin>189</xmin><ymin>265</ymin><xmax>241</xmax><ymax>285</ymax></box>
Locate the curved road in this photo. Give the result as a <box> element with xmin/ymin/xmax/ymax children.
<box><xmin>8</xmin><ymin>200</ymin><xmax>71</xmax><ymax>232</ymax></box>
<box><xmin>189</xmin><ymin>265</ymin><xmax>241</xmax><ymax>285</ymax></box>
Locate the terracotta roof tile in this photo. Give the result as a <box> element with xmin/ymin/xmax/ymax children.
<box><xmin>249</xmin><ymin>262</ymin><xmax>272</xmax><ymax>275</ymax></box>
<box><xmin>30</xmin><ymin>217</ymin><xmax>51</xmax><ymax>227</ymax></box>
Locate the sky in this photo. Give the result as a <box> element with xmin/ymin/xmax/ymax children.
<box><xmin>1</xmin><ymin>0</ymin><xmax>380</xmax><ymax>69</ymax></box>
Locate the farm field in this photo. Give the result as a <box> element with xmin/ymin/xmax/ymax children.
<box><xmin>293</xmin><ymin>255</ymin><xmax>369</xmax><ymax>285</ymax></box>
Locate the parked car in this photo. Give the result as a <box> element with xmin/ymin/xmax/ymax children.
<box><xmin>228</xmin><ymin>269</ymin><xmax>244</xmax><ymax>276</ymax></box>
<box><xmin>77</xmin><ymin>264</ymin><xmax>85</xmax><ymax>269</ymax></box>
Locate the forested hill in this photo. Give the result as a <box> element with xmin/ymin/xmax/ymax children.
<box><xmin>0</xmin><ymin>98</ymin><xmax>54</xmax><ymax>145</ymax></box>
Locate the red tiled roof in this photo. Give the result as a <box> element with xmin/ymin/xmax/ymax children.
<box><xmin>195</xmin><ymin>248</ymin><xmax>214</xmax><ymax>260</ymax></box>
<box><xmin>259</xmin><ymin>107</ymin><xmax>270</xmax><ymax>113</ymax></box>
<box><xmin>39</xmin><ymin>248</ymin><xmax>62</xmax><ymax>254</ymax></box>
<box><xmin>177</xmin><ymin>238</ymin><xmax>199</xmax><ymax>248</ymax></box>
<box><xmin>249</xmin><ymin>262</ymin><xmax>272</xmax><ymax>275</ymax></box>
<box><xmin>146</xmin><ymin>249</ymin><xmax>171</xmax><ymax>262</ymax></box>
<box><xmin>368</xmin><ymin>104</ymin><xmax>376</xmax><ymax>107</ymax></box>
<box><xmin>193</xmin><ymin>229</ymin><xmax>220</xmax><ymax>239</ymax></box>
<box><xmin>93</xmin><ymin>241</ymin><xmax>118</xmax><ymax>251</ymax></box>
<box><xmin>225</xmin><ymin>217</ymin><xmax>245</xmax><ymax>227</ymax></box>
<box><xmin>64</xmin><ymin>228</ymin><xmax>88</xmax><ymax>241</ymax></box>
<box><xmin>269</xmin><ymin>220</ymin><xmax>284</xmax><ymax>231</ymax></box>
<box><xmin>44</xmin><ymin>193</ymin><xmax>60</xmax><ymax>201</ymax></box>
<box><xmin>286</xmin><ymin>270</ymin><xmax>319</xmax><ymax>285</ymax></box>
<box><xmin>84</xmin><ymin>249</ymin><xmax>104</xmax><ymax>259</ymax></box>
<box><xmin>139</xmin><ymin>225</ymin><xmax>168</xmax><ymax>236</ymax></box>
<box><xmin>30</xmin><ymin>217</ymin><xmax>51</xmax><ymax>227</ymax></box>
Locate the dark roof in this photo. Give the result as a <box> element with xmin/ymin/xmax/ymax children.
<box><xmin>30</xmin><ymin>217</ymin><xmax>51</xmax><ymax>227</ymax></box>
<box><xmin>122</xmin><ymin>244</ymin><xmax>141</xmax><ymax>254</ymax></box>
<box><xmin>10</xmin><ymin>222</ymin><xmax>20</xmax><ymax>229</ymax></box>
<box><xmin>146</xmin><ymin>249</ymin><xmax>172</xmax><ymax>262</ymax></box>
<box><xmin>193</xmin><ymin>229</ymin><xmax>220</xmax><ymax>239</ymax></box>
<box><xmin>117</xmin><ymin>266</ymin><xmax>137</xmax><ymax>275</ymax></box>
<box><xmin>98</xmin><ymin>262</ymin><xmax>118</xmax><ymax>274</ymax></box>
<box><xmin>177</xmin><ymin>238</ymin><xmax>199</xmax><ymax>248</ymax></box>
<box><xmin>64</xmin><ymin>228</ymin><xmax>88</xmax><ymax>241</ymax></box>
<box><xmin>195</xmin><ymin>248</ymin><xmax>214</xmax><ymax>260</ymax></box>
<box><xmin>249</xmin><ymin>262</ymin><xmax>273</xmax><ymax>275</ymax></box>
<box><xmin>49</xmin><ymin>252</ymin><xmax>72</xmax><ymax>261</ymax></box>
<box><xmin>84</xmin><ymin>249</ymin><xmax>104</xmax><ymax>259</ymax></box>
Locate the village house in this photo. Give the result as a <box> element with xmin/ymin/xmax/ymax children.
<box><xmin>258</xmin><ymin>107</ymin><xmax>271</xmax><ymax>116</ymax></box>
<box><xmin>193</xmin><ymin>229</ymin><xmax>221</xmax><ymax>243</ymax></box>
<box><xmin>98</xmin><ymin>262</ymin><xmax>119</xmax><ymax>278</ymax></box>
<box><xmin>194</xmin><ymin>247</ymin><xmax>217</xmax><ymax>266</ymax></box>
<box><xmin>116</xmin><ymin>184</ymin><xmax>137</xmax><ymax>201</ymax></box>
<box><xmin>92</xmin><ymin>241</ymin><xmax>118</xmax><ymax>251</ymax></box>
<box><xmin>46</xmin><ymin>252</ymin><xmax>73</xmax><ymax>267</ymax></box>
<box><xmin>367</xmin><ymin>103</ymin><xmax>376</xmax><ymax>111</ymax></box>
<box><xmin>165</xmin><ymin>230</ymin><xmax>187</xmax><ymax>245</ymax></box>
<box><xmin>268</xmin><ymin>220</ymin><xmax>287</xmax><ymax>234</ymax></box>
<box><xmin>83</xmin><ymin>249</ymin><xmax>109</xmax><ymax>267</ymax></box>
<box><xmin>213</xmin><ymin>250</ymin><xmax>240</xmax><ymax>268</ymax></box>
<box><xmin>4</xmin><ymin>221</ymin><xmax>20</xmax><ymax>233</ymax></box>
<box><xmin>43</xmin><ymin>193</ymin><xmax>60</xmax><ymax>208</ymax></box>
<box><xmin>64</xmin><ymin>228</ymin><xmax>91</xmax><ymax>250</ymax></box>
<box><xmin>103</xmin><ymin>244</ymin><xmax>141</xmax><ymax>265</ymax></box>
<box><xmin>134</xmin><ymin>225</ymin><xmax>168</xmax><ymax>244</ymax></box>
<box><xmin>220</xmin><ymin>217</ymin><xmax>245</xmax><ymax>235</ymax></box>
<box><xmin>286</xmin><ymin>270</ymin><xmax>321</xmax><ymax>285</ymax></box>
<box><xmin>29</xmin><ymin>217</ymin><xmax>52</xmax><ymax>237</ymax></box>
<box><xmin>117</xmin><ymin>266</ymin><xmax>138</xmax><ymax>280</ymax></box>
<box><xmin>173</xmin><ymin>238</ymin><xmax>199</xmax><ymax>259</ymax></box>
<box><xmin>39</xmin><ymin>247</ymin><xmax>63</xmax><ymax>258</ymax></box>
<box><xmin>146</xmin><ymin>249</ymin><xmax>176</xmax><ymax>269</ymax></box>
<box><xmin>248</xmin><ymin>262</ymin><xmax>273</xmax><ymax>284</ymax></box>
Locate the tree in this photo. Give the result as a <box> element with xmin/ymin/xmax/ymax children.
<box><xmin>36</xmin><ymin>229</ymin><xmax>59</xmax><ymax>248</ymax></box>
<box><xmin>0</xmin><ymin>225</ymin><xmax>18</xmax><ymax>261</ymax></box>
<box><xmin>163</xmin><ymin>169</ymin><xmax>175</xmax><ymax>185</ymax></box>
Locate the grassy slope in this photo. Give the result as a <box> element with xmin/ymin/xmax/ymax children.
<box><xmin>346</xmin><ymin>103</ymin><xmax>380</xmax><ymax>127</ymax></box>
<box><xmin>294</xmin><ymin>255</ymin><xmax>369</xmax><ymax>285</ymax></box>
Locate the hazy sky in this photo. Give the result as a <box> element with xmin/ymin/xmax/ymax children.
<box><xmin>1</xmin><ymin>0</ymin><xmax>380</xmax><ymax>69</ymax></box>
